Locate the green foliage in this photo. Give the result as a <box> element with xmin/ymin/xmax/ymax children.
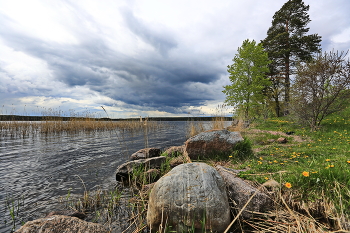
<box><xmin>223</xmin><ymin>39</ymin><xmax>271</xmax><ymax>120</ymax></box>
<box><xmin>231</xmin><ymin>138</ymin><xmax>254</xmax><ymax>160</ymax></box>
<box><xmin>262</xmin><ymin>0</ymin><xmax>322</xmax><ymax>113</ymax></box>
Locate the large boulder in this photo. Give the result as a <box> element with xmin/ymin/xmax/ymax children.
<box><xmin>130</xmin><ymin>148</ymin><xmax>161</xmax><ymax>160</ymax></box>
<box><xmin>15</xmin><ymin>215</ymin><xmax>108</xmax><ymax>233</ymax></box>
<box><xmin>185</xmin><ymin>129</ymin><xmax>244</xmax><ymax>159</ymax></box>
<box><xmin>115</xmin><ymin>156</ymin><xmax>166</xmax><ymax>182</ymax></box>
<box><xmin>216</xmin><ymin>166</ymin><xmax>273</xmax><ymax>218</ymax></box>
<box><xmin>147</xmin><ymin>163</ymin><xmax>231</xmax><ymax>232</ymax></box>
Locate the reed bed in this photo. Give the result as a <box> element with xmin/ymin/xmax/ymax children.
<box><xmin>0</xmin><ymin>119</ymin><xmax>165</xmax><ymax>139</ymax></box>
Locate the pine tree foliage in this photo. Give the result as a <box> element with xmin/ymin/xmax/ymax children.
<box><xmin>223</xmin><ymin>39</ymin><xmax>271</xmax><ymax>120</ymax></box>
<box><xmin>262</xmin><ymin>0</ymin><xmax>322</xmax><ymax>113</ymax></box>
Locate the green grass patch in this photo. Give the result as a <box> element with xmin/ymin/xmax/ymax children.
<box><xmin>232</xmin><ymin>107</ymin><xmax>350</xmax><ymax>217</ymax></box>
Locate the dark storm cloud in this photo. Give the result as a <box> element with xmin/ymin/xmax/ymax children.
<box><xmin>0</xmin><ymin>8</ymin><xmax>223</xmax><ymax>114</ymax></box>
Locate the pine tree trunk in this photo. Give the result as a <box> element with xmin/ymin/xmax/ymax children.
<box><xmin>284</xmin><ymin>58</ymin><xmax>290</xmax><ymax>115</ymax></box>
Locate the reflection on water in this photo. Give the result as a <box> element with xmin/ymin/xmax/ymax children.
<box><xmin>0</xmin><ymin>121</ymin><xmax>228</xmax><ymax>232</ymax></box>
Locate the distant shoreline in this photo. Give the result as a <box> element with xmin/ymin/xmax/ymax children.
<box><xmin>0</xmin><ymin>115</ymin><xmax>233</xmax><ymax>122</ymax></box>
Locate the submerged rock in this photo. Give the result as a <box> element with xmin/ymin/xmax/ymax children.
<box><xmin>130</xmin><ymin>148</ymin><xmax>161</xmax><ymax>160</ymax></box>
<box><xmin>16</xmin><ymin>215</ymin><xmax>108</xmax><ymax>233</ymax></box>
<box><xmin>115</xmin><ymin>156</ymin><xmax>166</xmax><ymax>182</ymax></box>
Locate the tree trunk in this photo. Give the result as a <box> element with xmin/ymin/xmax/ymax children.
<box><xmin>275</xmin><ymin>97</ymin><xmax>281</xmax><ymax>117</ymax></box>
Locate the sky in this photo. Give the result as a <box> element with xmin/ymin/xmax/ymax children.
<box><xmin>1</xmin><ymin>0</ymin><xmax>349</xmax><ymax>119</ymax></box>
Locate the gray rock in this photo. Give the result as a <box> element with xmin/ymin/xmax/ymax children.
<box><xmin>185</xmin><ymin>129</ymin><xmax>244</xmax><ymax>159</ymax></box>
<box><xmin>147</xmin><ymin>163</ymin><xmax>231</xmax><ymax>232</ymax></box>
<box><xmin>16</xmin><ymin>215</ymin><xmax>108</xmax><ymax>233</ymax></box>
<box><xmin>130</xmin><ymin>148</ymin><xmax>161</xmax><ymax>160</ymax></box>
<box><xmin>115</xmin><ymin>156</ymin><xmax>166</xmax><ymax>182</ymax></box>
<box><xmin>216</xmin><ymin>165</ymin><xmax>273</xmax><ymax>218</ymax></box>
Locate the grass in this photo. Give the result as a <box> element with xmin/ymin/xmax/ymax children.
<box><xmin>223</xmin><ymin>107</ymin><xmax>350</xmax><ymax>231</ymax></box>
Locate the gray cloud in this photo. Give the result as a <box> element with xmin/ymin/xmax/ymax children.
<box><xmin>120</xmin><ymin>7</ymin><xmax>178</xmax><ymax>57</ymax></box>
<box><xmin>1</xmin><ymin>0</ymin><xmax>350</xmax><ymax>117</ymax></box>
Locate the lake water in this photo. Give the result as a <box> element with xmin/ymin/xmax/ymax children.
<box><xmin>0</xmin><ymin>121</ymin><xmax>226</xmax><ymax>232</ymax></box>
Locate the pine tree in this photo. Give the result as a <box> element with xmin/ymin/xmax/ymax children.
<box><xmin>262</xmin><ymin>0</ymin><xmax>322</xmax><ymax>115</ymax></box>
<box><xmin>223</xmin><ymin>39</ymin><xmax>271</xmax><ymax>120</ymax></box>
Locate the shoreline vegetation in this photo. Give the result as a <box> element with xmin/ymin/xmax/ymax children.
<box><xmin>56</xmin><ymin>108</ymin><xmax>349</xmax><ymax>232</ymax></box>
<box><xmin>0</xmin><ymin>115</ymin><xmax>232</xmax><ymax>122</ymax></box>
<box><xmin>3</xmin><ymin>106</ymin><xmax>349</xmax><ymax>232</ymax></box>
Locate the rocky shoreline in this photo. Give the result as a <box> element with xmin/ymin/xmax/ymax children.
<box><xmin>16</xmin><ymin>129</ymin><xmax>278</xmax><ymax>233</ymax></box>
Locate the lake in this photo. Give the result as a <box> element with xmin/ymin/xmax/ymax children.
<box><xmin>0</xmin><ymin>121</ymin><xmax>227</xmax><ymax>232</ymax></box>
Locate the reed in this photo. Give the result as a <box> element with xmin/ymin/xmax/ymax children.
<box><xmin>0</xmin><ymin>119</ymin><xmax>165</xmax><ymax>138</ymax></box>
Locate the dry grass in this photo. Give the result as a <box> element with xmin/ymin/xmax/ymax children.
<box><xmin>187</xmin><ymin>121</ymin><xmax>205</xmax><ymax>138</ymax></box>
<box><xmin>0</xmin><ymin>119</ymin><xmax>165</xmax><ymax>138</ymax></box>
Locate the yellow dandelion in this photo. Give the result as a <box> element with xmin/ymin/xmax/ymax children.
<box><xmin>330</xmin><ymin>165</ymin><xmax>334</xmax><ymax>168</ymax></box>
<box><xmin>326</xmin><ymin>159</ymin><xmax>330</xmax><ymax>161</ymax></box>
<box><xmin>258</xmin><ymin>161</ymin><xmax>262</xmax><ymax>165</ymax></box>
<box><xmin>229</xmin><ymin>155</ymin><xmax>233</xmax><ymax>158</ymax></box>
<box><xmin>347</xmin><ymin>161</ymin><xmax>350</xmax><ymax>164</ymax></box>
<box><xmin>285</xmin><ymin>182</ymin><xmax>292</xmax><ymax>189</ymax></box>
<box><xmin>264</xmin><ymin>177</ymin><xmax>269</xmax><ymax>180</ymax></box>
<box><xmin>302</xmin><ymin>171</ymin><xmax>309</xmax><ymax>177</ymax></box>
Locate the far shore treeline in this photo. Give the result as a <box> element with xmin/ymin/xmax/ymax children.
<box><xmin>0</xmin><ymin>115</ymin><xmax>233</xmax><ymax>122</ymax></box>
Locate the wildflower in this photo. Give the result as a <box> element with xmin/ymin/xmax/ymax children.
<box><xmin>285</xmin><ymin>182</ymin><xmax>292</xmax><ymax>189</ymax></box>
<box><xmin>330</xmin><ymin>165</ymin><xmax>334</xmax><ymax>168</ymax></box>
<box><xmin>325</xmin><ymin>159</ymin><xmax>330</xmax><ymax>162</ymax></box>
<box><xmin>347</xmin><ymin>161</ymin><xmax>350</xmax><ymax>164</ymax></box>
<box><xmin>258</xmin><ymin>161</ymin><xmax>262</xmax><ymax>165</ymax></box>
<box><xmin>295</xmin><ymin>161</ymin><xmax>299</xmax><ymax>163</ymax></box>
<box><xmin>259</xmin><ymin>157</ymin><xmax>263</xmax><ymax>160</ymax></box>
<box><xmin>229</xmin><ymin>155</ymin><xmax>232</xmax><ymax>158</ymax></box>
<box><xmin>264</xmin><ymin>177</ymin><xmax>269</xmax><ymax>180</ymax></box>
<box><xmin>302</xmin><ymin>171</ymin><xmax>309</xmax><ymax>177</ymax></box>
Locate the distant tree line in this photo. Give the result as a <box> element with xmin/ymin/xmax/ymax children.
<box><xmin>223</xmin><ymin>0</ymin><xmax>350</xmax><ymax>129</ymax></box>
<box><xmin>0</xmin><ymin>115</ymin><xmax>233</xmax><ymax>122</ymax></box>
